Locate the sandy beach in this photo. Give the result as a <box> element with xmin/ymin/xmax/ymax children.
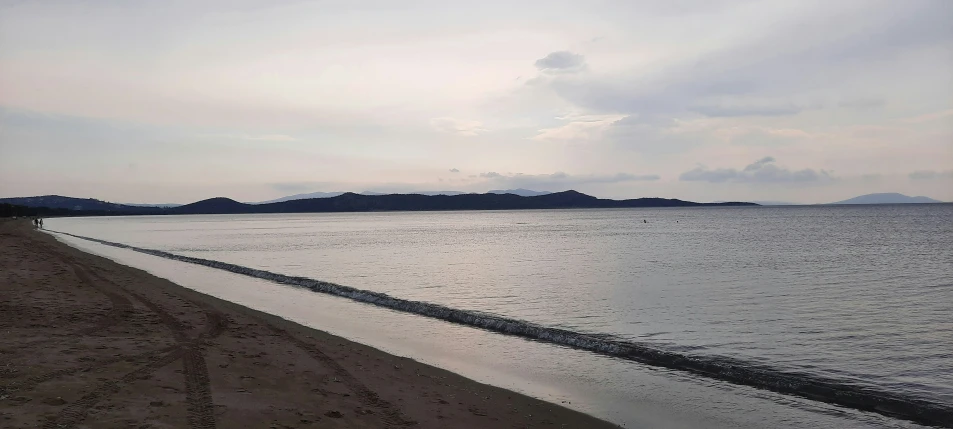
<box><xmin>0</xmin><ymin>219</ymin><xmax>619</xmax><ymax>429</ymax></box>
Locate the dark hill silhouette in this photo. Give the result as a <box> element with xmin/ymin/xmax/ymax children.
<box><xmin>173</xmin><ymin>197</ymin><xmax>250</xmax><ymax>215</ymax></box>
<box><xmin>0</xmin><ymin>203</ymin><xmax>129</xmax><ymax>218</ymax></box>
<box><xmin>0</xmin><ymin>195</ymin><xmax>164</xmax><ymax>213</ymax></box>
<box><xmin>1</xmin><ymin>203</ymin><xmax>74</xmax><ymax>218</ymax></box>
<box><xmin>3</xmin><ymin>191</ymin><xmax>757</xmax><ymax>216</ymax></box>
<box><xmin>165</xmin><ymin>190</ymin><xmax>756</xmax><ymax>215</ymax></box>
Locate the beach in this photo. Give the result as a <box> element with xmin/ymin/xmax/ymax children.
<box><xmin>0</xmin><ymin>219</ymin><xmax>619</xmax><ymax>429</ymax></box>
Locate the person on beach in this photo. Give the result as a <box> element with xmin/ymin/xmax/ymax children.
<box><xmin>39</xmin><ymin>218</ymin><xmax>43</xmax><ymax>229</ymax></box>
<box><xmin>33</xmin><ymin>218</ymin><xmax>38</xmax><ymax>228</ymax></box>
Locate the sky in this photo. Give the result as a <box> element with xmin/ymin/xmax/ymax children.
<box><xmin>1</xmin><ymin>0</ymin><xmax>951</xmax><ymax>204</ymax></box>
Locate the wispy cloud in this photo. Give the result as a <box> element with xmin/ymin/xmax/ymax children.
<box><xmin>534</xmin><ymin>51</ymin><xmax>587</xmax><ymax>74</ymax></box>
<box><xmin>532</xmin><ymin>114</ymin><xmax>625</xmax><ymax>142</ymax></box>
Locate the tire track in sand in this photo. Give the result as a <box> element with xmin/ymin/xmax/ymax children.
<box><xmin>261</xmin><ymin>322</ymin><xmax>417</xmax><ymax>428</ymax></box>
<box><xmin>37</xmin><ymin>263</ymin><xmax>226</xmax><ymax>429</ymax></box>
<box><xmin>0</xmin><ymin>254</ymin><xmax>160</xmax><ymax>394</ymax></box>
<box><xmin>182</xmin><ymin>305</ymin><xmax>226</xmax><ymax>429</ymax></box>
<box><xmin>69</xmin><ymin>262</ymin><xmax>134</xmax><ymax>336</ymax></box>
<box><xmin>98</xmin><ymin>270</ymin><xmax>227</xmax><ymax>429</ymax></box>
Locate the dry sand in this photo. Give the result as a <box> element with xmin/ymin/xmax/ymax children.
<box><xmin>0</xmin><ymin>219</ymin><xmax>620</xmax><ymax>429</ymax></box>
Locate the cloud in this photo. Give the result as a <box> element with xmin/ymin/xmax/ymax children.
<box><xmin>909</xmin><ymin>170</ymin><xmax>953</xmax><ymax>180</ymax></box>
<box><xmin>449</xmin><ymin>168</ymin><xmax>460</xmax><ymax>173</ymax></box>
<box><xmin>680</xmin><ymin>157</ymin><xmax>832</xmax><ymax>184</ymax></box>
<box><xmin>539</xmin><ymin>2</ymin><xmax>952</xmax><ymax>120</ymax></box>
<box><xmin>477</xmin><ymin>171</ymin><xmax>659</xmax><ymax>190</ymax></box>
<box><xmin>534</xmin><ymin>51</ymin><xmax>586</xmax><ymax>73</ymax></box>
<box><xmin>531</xmin><ymin>114</ymin><xmax>625</xmax><ymax>142</ymax></box>
<box><xmin>743</xmin><ymin>156</ymin><xmax>776</xmax><ymax>172</ymax></box>
<box><xmin>430</xmin><ymin>117</ymin><xmax>486</xmax><ymax>136</ymax></box>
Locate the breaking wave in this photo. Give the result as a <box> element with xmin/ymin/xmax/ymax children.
<box><xmin>52</xmin><ymin>230</ymin><xmax>953</xmax><ymax>428</ymax></box>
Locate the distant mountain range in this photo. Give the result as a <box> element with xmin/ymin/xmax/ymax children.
<box><xmin>487</xmin><ymin>189</ymin><xmax>552</xmax><ymax>197</ymax></box>
<box><xmin>253</xmin><ymin>188</ymin><xmax>550</xmax><ymax>204</ymax></box>
<box><xmin>172</xmin><ymin>191</ymin><xmax>753</xmax><ymax>215</ymax></box>
<box><xmin>4</xmin><ymin>191</ymin><xmax>946</xmax><ymax>216</ymax></box>
<box><xmin>253</xmin><ymin>191</ymin><xmax>345</xmax><ymax>204</ymax></box>
<box><xmin>0</xmin><ymin>191</ymin><xmax>754</xmax><ymax>216</ymax></box>
<box><xmin>829</xmin><ymin>193</ymin><xmax>943</xmax><ymax>205</ymax></box>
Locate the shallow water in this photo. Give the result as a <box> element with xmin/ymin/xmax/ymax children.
<box><xmin>48</xmin><ymin>204</ymin><xmax>953</xmax><ymax>428</ymax></box>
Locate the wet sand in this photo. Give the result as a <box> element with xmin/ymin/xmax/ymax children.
<box><xmin>0</xmin><ymin>219</ymin><xmax>619</xmax><ymax>429</ymax></box>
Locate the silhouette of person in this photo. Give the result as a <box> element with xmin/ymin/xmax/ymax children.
<box><xmin>39</xmin><ymin>218</ymin><xmax>43</xmax><ymax>229</ymax></box>
<box><xmin>33</xmin><ymin>218</ymin><xmax>38</xmax><ymax>228</ymax></box>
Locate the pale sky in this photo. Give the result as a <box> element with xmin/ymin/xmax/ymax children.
<box><xmin>1</xmin><ymin>0</ymin><xmax>951</xmax><ymax>204</ymax></box>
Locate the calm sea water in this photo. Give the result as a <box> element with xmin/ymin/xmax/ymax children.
<box><xmin>48</xmin><ymin>205</ymin><xmax>953</xmax><ymax>428</ymax></box>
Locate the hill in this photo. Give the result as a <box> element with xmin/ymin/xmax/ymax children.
<box><xmin>173</xmin><ymin>197</ymin><xmax>250</xmax><ymax>215</ymax></box>
<box><xmin>3</xmin><ymin>191</ymin><xmax>758</xmax><ymax>216</ymax></box>
<box><xmin>1</xmin><ymin>203</ymin><xmax>74</xmax><ymax>218</ymax></box>
<box><xmin>164</xmin><ymin>190</ymin><xmax>756</xmax><ymax>215</ymax></box>
<box><xmin>0</xmin><ymin>195</ymin><xmax>166</xmax><ymax>213</ymax></box>
<box><xmin>830</xmin><ymin>193</ymin><xmax>942</xmax><ymax>205</ymax></box>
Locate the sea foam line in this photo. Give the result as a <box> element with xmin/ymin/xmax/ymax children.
<box><xmin>50</xmin><ymin>230</ymin><xmax>953</xmax><ymax>428</ymax></box>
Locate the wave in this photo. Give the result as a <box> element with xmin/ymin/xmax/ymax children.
<box><xmin>51</xmin><ymin>230</ymin><xmax>953</xmax><ymax>428</ymax></box>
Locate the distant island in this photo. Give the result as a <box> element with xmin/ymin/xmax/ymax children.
<box><xmin>829</xmin><ymin>193</ymin><xmax>943</xmax><ymax>205</ymax></box>
<box><xmin>726</xmin><ymin>193</ymin><xmax>945</xmax><ymax>206</ymax></box>
<box><xmin>0</xmin><ymin>191</ymin><xmax>755</xmax><ymax>217</ymax></box>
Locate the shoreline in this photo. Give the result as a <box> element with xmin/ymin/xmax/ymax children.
<box><xmin>0</xmin><ymin>219</ymin><xmax>620</xmax><ymax>429</ymax></box>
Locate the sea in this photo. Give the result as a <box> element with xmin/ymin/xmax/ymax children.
<box><xmin>46</xmin><ymin>204</ymin><xmax>953</xmax><ymax>429</ymax></box>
